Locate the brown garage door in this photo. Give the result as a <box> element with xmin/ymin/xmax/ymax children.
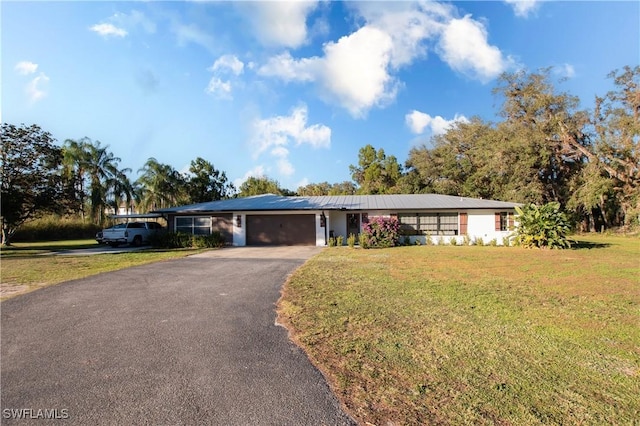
<box><xmin>246</xmin><ymin>214</ymin><xmax>316</xmax><ymax>246</ymax></box>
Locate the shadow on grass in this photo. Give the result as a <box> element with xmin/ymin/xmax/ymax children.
<box><xmin>1</xmin><ymin>243</ymin><xmax>99</xmax><ymax>257</ymax></box>
<box><xmin>570</xmin><ymin>240</ymin><xmax>612</xmax><ymax>250</ymax></box>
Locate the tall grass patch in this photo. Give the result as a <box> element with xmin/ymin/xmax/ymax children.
<box><xmin>278</xmin><ymin>235</ymin><xmax>640</xmax><ymax>425</ymax></box>
<box><xmin>12</xmin><ymin>216</ymin><xmax>101</xmax><ymax>242</ymax></box>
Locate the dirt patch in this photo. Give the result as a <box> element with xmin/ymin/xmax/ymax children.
<box><xmin>0</xmin><ymin>284</ymin><xmax>30</xmax><ymax>299</ymax></box>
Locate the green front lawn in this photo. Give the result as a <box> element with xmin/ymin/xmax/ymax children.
<box><xmin>1</xmin><ymin>240</ymin><xmax>205</xmax><ymax>300</ymax></box>
<box><xmin>279</xmin><ymin>235</ymin><xmax>640</xmax><ymax>425</ymax></box>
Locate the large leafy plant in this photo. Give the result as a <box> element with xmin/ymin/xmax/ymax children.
<box><xmin>515</xmin><ymin>202</ymin><xmax>573</xmax><ymax>249</ymax></box>
<box><xmin>361</xmin><ymin>216</ymin><xmax>400</xmax><ymax>248</ymax></box>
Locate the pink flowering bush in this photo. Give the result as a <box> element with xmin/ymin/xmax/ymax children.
<box><xmin>361</xmin><ymin>216</ymin><xmax>400</xmax><ymax>248</ymax></box>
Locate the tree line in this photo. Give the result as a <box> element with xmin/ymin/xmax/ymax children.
<box><xmin>0</xmin><ymin>130</ymin><xmax>236</xmax><ymax>244</ymax></box>
<box><xmin>328</xmin><ymin>66</ymin><xmax>639</xmax><ymax>232</ymax></box>
<box><xmin>1</xmin><ymin>66</ymin><xmax>637</xmax><ymax>244</ymax></box>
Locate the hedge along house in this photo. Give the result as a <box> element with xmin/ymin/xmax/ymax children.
<box><xmin>154</xmin><ymin>193</ymin><xmax>519</xmax><ymax>246</ymax></box>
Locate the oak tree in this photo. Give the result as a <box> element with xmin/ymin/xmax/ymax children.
<box><xmin>1</xmin><ymin>123</ymin><xmax>66</xmax><ymax>245</ymax></box>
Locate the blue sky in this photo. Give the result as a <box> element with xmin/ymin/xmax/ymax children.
<box><xmin>3</xmin><ymin>1</ymin><xmax>638</xmax><ymax>191</ymax></box>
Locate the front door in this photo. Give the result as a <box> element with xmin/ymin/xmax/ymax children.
<box><xmin>347</xmin><ymin>213</ymin><xmax>360</xmax><ymax>237</ymax></box>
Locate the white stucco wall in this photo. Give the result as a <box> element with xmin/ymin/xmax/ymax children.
<box><xmin>327</xmin><ymin>211</ymin><xmax>347</xmax><ymax>241</ymax></box>
<box><xmin>316</xmin><ymin>212</ymin><xmax>327</xmax><ymax>246</ymax></box>
<box><xmin>232</xmin><ymin>212</ymin><xmax>246</xmax><ymax>246</ymax></box>
<box><xmin>467</xmin><ymin>209</ymin><xmax>513</xmax><ymax>245</ymax></box>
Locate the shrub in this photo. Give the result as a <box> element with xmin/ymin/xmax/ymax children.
<box><xmin>474</xmin><ymin>237</ymin><xmax>485</xmax><ymax>246</ymax></box>
<box><xmin>462</xmin><ymin>235</ymin><xmax>471</xmax><ymax>246</ymax></box>
<box><xmin>361</xmin><ymin>216</ymin><xmax>400</xmax><ymax>249</ymax></box>
<box><xmin>449</xmin><ymin>237</ymin><xmax>458</xmax><ymax>246</ymax></box>
<box><xmin>347</xmin><ymin>233</ymin><xmax>356</xmax><ymax>248</ymax></box>
<box><xmin>489</xmin><ymin>238</ymin><xmax>498</xmax><ymax>247</ymax></box>
<box><xmin>515</xmin><ymin>202</ymin><xmax>572</xmax><ymax>249</ymax></box>
<box><xmin>12</xmin><ymin>215</ymin><xmax>101</xmax><ymax>242</ymax></box>
<box><xmin>336</xmin><ymin>235</ymin><xmax>344</xmax><ymax>246</ymax></box>
<box><xmin>328</xmin><ymin>237</ymin><xmax>337</xmax><ymax>247</ymax></box>
<box><xmin>502</xmin><ymin>236</ymin><xmax>512</xmax><ymax>247</ymax></box>
<box><xmin>149</xmin><ymin>232</ymin><xmax>225</xmax><ymax>249</ymax></box>
<box><xmin>192</xmin><ymin>232</ymin><xmax>225</xmax><ymax>248</ymax></box>
<box><xmin>403</xmin><ymin>236</ymin><xmax>411</xmax><ymax>246</ymax></box>
<box><xmin>425</xmin><ymin>234</ymin><xmax>433</xmax><ymax>246</ymax></box>
<box><xmin>358</xmin><ymin>233</ymin><xmax>369</xmax><ymax>249</ymax></box>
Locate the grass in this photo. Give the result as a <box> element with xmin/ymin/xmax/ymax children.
<box><xmin>278</xmin><ymin>234</ymin><xmax>640</xmax><ymax>425</ymax></box>
<box><xmin>1</xmin><ymin>240</ymin><xmax>206</xmax><ymax>300</ymax></box>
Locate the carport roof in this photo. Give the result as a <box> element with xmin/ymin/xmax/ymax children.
<box><xmin>155</xmin><ymin>193</ymin><xmax>520</xmax><ymax>214</ymax></box>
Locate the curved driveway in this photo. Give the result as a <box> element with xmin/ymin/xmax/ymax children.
<box><xmin>1</xmin><ymin>247</ymin><xmax>355</xmax><ymax>425</ymax></box>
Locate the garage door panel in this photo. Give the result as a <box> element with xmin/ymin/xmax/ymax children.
<box><xmin>247</xmin><ymin>214</ymin><xmax>315</xmax><ymax>246</ymax></box>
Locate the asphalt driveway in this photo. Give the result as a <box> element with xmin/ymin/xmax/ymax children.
<box><xmin>1</xmin><ymin>247</ymin><xmax>355</xmax><ymax>425</ymax></box>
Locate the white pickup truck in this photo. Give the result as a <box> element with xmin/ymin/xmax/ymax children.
<box><xmin>100</xmin><ymin>221</ymin><xmax>164</xmax><ymax>247</ymax></box>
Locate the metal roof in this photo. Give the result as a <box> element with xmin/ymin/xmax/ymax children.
<box><xmin>155</xmin><ymin>193</ymin><xmax>520</xmax><ymax>214</ymax></box>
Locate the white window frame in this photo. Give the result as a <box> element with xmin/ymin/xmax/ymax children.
<box><xmin>175</xmin><ymin>216</ymin><xmax>211</xmax><ymax>235</ymax></box>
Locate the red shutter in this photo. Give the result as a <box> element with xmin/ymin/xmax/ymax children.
<box><xmin>495</xmin><ymin>213</ymin><xmax>501</xmax><ymax>231</ymax></box>
<box><xmin>459</xmin><ymin>212</ymin><xmax>468</xmax><ymax>235</ymax></box>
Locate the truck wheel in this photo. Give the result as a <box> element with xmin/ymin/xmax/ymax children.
<box><xmin>132</xmin><ymin>235</ymin><xmax>142</xmax><ymax>246</ymax></box>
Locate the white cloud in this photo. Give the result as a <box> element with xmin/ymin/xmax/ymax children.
<box><xmin>15</xmin><ymin>61</ymin><xmax>38</xmax><ymax>75</ymax></box>
<box><xmin>26</xmin><ymin>72</ymin><xmax>50</xmax><ymax>103</ymax></box>
<box><xmin>95</xmin><ymin>10</ymin><xmax>156</xmax><ymax>38</ymax></box>
<box><xmin>405</xmin><ymin>110</ymin><xmax>468</xmax><ymax>135</ymax></box>
<box><xmin>210</xmin><ymin>55</ymin><xmax>245</xmax><ymax>76</ymax></box>
<box><xmin>258</xmin><ymin>2</ymin><xmax>510</xmax><ymax>117</ymax></box>
<box><xmin>321</xmin><ymin>26</ymin><xmax>397</xmax><ymax>118</ymax></box>
<box><xmin>252</xmin><ymin>104</ymin><xmax>331</xmax><ymax>156</ymax></box>
<box><xmin>258</xmin><ymin>52</ymin><xmax>318</xmax><ymax>82</ymax></box>
<box><xmin>234</xmin><ymin>165</ymin><xmax>266</xmax><ymax>189</ymax></box>
<box><xmin>90</xmin><ymin>23</ymin><xmax>128</xmax><ymax>38</ymax></box>
<box><xmin>271</xmin><ymin>146</ymin><xmax>290</xmax><ymax>158</ymax></box>
<box><xmin>438</xmin><ymin>15</ymin><xmax>510</xmax><ymax>83</ymax></box>
<box><xmin>173</xmin><ymin>22</ymin><xmax>214</xmax><ymax>50</ymax></box>
<box><xmin>555</xmin><ymin>63</ymin><xmax>576</xmax><ymax>79</ymax></box>
<box><xmin>205</xmin><ymin>78</ymin><xmax>232</xmax><ymax>99</ymax></box>
<box><xmin>118</xmin><ymin>10</ymin><xmax>156</xmax><ymax>34</ymax></box>
<box><xmin>276</xmin><ymin>158</ymin><xmax>295</xmax><ymax>176</ymax></box>
<box><xmin>259</xmin><ymin>26</ymin><xmax>398</xmax><ymax>118</ymax></box>
<box><xmin>350</xmin><ymin>1</ymin><xmax>451</xmax><ymax>68</ymax></box>
<box><xmin>205</xmin><ymin>55</ymin><xmax>245</xmax><ymax>99</ymax></box>
<box><xmin>240</xmin><ymin>1</ymin><xmax>320</xmax><ymax>48</ymax></box>
<box><xmin>296</xmin><ymin>177</ymin><xmax>310</xmax><ymax>188</ymax></box>
<box><xmin>250</xmin><ymin>105</ymin><xmax>330</xmax><ymax>178</ymax></box>
<box><xmin>504</xmin><ymin>0</ymin><xmax>540</xmax><ymax>18</ymax></box>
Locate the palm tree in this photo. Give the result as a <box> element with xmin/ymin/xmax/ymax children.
<box><xmin>63</xmin><ymin>138</ymin><xmax>130</xmax><ymax>225</ymax></box>
<box><xmin>136</xmin><ymin>158</ymin><xmax>188</xmax><ymax>212</ymax></box>
<box><xmin>62</xmin><ymin>138</ymin><xmax>92</xmax><ymax>220</ymax></box>
<box><xmin>85</xmin><ymin>141</ymin><xmax>128</xmax><ymax>225</ymax></box>
<box><xmin>107</xmin><ymin>168</ymin><xmax>136</xmax><ymax>215</ymax></box>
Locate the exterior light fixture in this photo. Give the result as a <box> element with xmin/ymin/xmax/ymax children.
<box><xmin>236</xmin><ymin>215</ymin><xmax>242</xmax><ymax>227</ymax></box>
